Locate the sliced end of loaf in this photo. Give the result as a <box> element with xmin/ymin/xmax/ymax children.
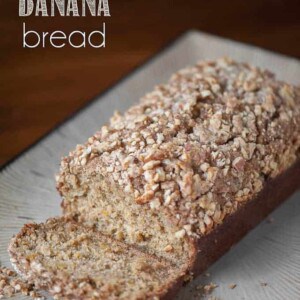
<box><xmin>8</xmin><ymin>216</ymin><xmax>185</xmax><ymax>300</ymax></box>
<box><xmin>60</xmin><ymin>167</ymin><xmax>196</xmax><ymax>268</ymax></box>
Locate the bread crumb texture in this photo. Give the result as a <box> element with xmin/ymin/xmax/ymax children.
<box><xmin>8</xmin><ymin>217</ymin><xmax>181</xmax><ymax>300</ymax></box>
<box><xmin>195</xmin><ymin>281</ymin><xmax>218</xmax><ymax>298</ymax></box>
<box><xmin>57</xmin><ymin>57</ymin><xmax>300</xmax><ymax>238</ymax></box>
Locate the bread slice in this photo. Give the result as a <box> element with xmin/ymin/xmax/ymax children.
<box><xmin>8</xmin><ymin>216</ymin><xmax>184</xmax><ymax>300</ymax></box>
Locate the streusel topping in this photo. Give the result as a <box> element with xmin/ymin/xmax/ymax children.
<box><xmin>57</xmin><ymin>58</ymin><xmax>300</xmax><ymax>237</ymax></box>
<box><xmin>0</xmin><ymin>266</ymin><xmax>44</xmax><ymax>299</ymax></box>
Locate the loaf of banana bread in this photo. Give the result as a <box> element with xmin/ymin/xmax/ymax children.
<box><xmin>9</xmin><ymin>58</ymin><xmax>300</xmax><ymax>299</ymax></box>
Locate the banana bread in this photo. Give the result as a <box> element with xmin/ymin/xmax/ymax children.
<box><xmin>9</xmin><ymin>58</ymin><xmax>300</xmax><ymax>299</ymax></box>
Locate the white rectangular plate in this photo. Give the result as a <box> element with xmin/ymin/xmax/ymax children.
<box><xmin>1</xmin><ymin>31</ymin><xmax>299</xmax><ymax>300</ymax></box>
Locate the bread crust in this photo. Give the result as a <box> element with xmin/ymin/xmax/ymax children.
<box><xmin>161</xmin><ymin>159</ymin><xmax>300</xmax><ymax>299</ymax></box>
<box><xmin>192</xmin><ymin>159</ymin><xmax>300</xmax><ymax>275</ymax></box>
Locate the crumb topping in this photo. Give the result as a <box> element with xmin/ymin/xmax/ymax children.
<box><xmin>0</xmin><ymin>266</ymin><xmax>43</xmax><ymax>299</ymax></box>
<box><xmin>195</xmin><ymin>282</ymin><xmax>218</xmax><ymax>295</ymax></box>
<box><xmin>57</xmin><ymin>58</ymin><xmax>300</xmax><ymax>238</ymax></box>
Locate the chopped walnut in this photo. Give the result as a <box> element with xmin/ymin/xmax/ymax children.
<box><xmin>0</xmin><ymin>266</ymin><xmax>44</xmax><ymax>300</ymax></box>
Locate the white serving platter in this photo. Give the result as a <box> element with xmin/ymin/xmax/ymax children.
<box><xmin>0</xmin><ymin>30</ymin><xmax>299</xmax><ymax>300</ymax></box>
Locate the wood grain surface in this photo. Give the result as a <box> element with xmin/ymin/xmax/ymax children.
<box><xmin>0</xmin><ymin>0</ymin><xmax>300</xmax><ymax>166</ymax></box>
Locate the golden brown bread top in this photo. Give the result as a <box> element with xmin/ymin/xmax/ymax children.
<box><xmin>57</xmin><ymin>57</ymin><xmax>300</xmax><ymax>238</ymax></box>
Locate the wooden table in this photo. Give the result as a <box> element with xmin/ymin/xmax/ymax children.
<box><xmin>0</xmin><ymin>0</ymin><xmax>299</xmax><ymax>166</ymax></box>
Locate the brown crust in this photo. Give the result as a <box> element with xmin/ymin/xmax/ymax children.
<box><xmin>192</xmin><ymin>159</ymin><xmax>300</xmax><ymax>276</ymax></box>
<box><xmin>161</xmin><ymin>159</ymin><xmax>300</xmax><ymax>299</ymax></box>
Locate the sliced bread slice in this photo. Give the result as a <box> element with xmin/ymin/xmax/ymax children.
<box><xmin>8</xmin><ymin>216</ymin><xmax>184</xmax><ymax>300</ymax></box>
